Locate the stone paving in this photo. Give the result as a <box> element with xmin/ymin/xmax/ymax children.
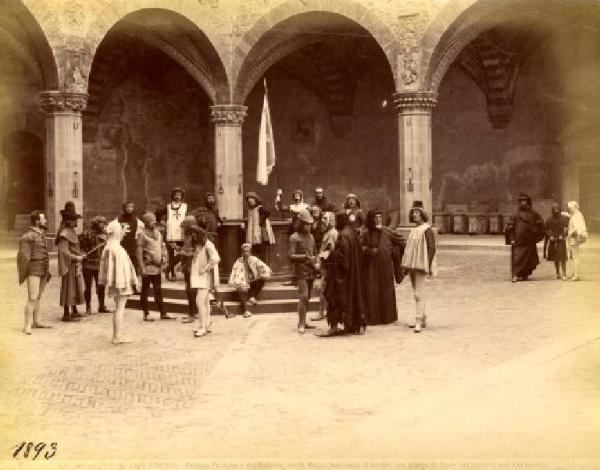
<box><xmin>0</xmin><ymin>250</ymin><xmax>599</xmax><ymax>467</ymax></box>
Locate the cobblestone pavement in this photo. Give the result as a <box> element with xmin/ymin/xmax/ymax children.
<box><xmin>0</xmin><ymin>250</ymin><xmax>599</xmax><ymax>466</ymax></box>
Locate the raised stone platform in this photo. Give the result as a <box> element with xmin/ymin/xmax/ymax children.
<box><xmin>125</xmin><ymin>281</ymin><xmax>320</xmax><ymax>316</ymax></box>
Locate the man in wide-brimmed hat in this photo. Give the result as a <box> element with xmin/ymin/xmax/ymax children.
<box><xmin>56</xmin><ymin>203</ymin><xmax>86</xmax><ymax>322</ymax></box>
<box><xmin>505</xmin><ymin>192</ymin><xmax>545</xmax><ymax>282</ymax></box>
<box><xmin>79</xmin><ymin>215</ymin><xmax>110</xmax><ymax>315</ymax></box>
<box><xmin>288</xmin><ymin>209</ymin><xmax>320</xmax><ymax>334</ymax></box>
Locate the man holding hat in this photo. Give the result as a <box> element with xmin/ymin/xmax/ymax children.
<box><xmin>505</xmin><ymin>193</ymin><xmax>545</xmax><ymax>282</ymax></box>
<box><xmin>79</xmin><ymin>215</ymin><xmax>110</xmax><ymax>315</ymax></box>
<box><xmin>288</xmin><ymin>209</ymin><xmax>319</xmax><ymax>334</ymax></box>
<box><xmin>56</xmin><ymin>203</ymin><xmax>86</xmax><ymax>322</ymax></box>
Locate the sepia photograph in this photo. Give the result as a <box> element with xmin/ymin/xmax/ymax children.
<box><xmin>0</xmin><ymin>0</ymin><xmax>599</xmax><ymax>468</ymax></box>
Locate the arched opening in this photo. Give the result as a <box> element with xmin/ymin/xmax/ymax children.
<box><xmin>427</xmin><ymin>0</ymin><xmax>600</xmax><ymax>231</ymax></box>
<box><xmin>236</xmin><ymin>11</ymin><xmax>397</xmax><ymax>212</ymax></box>
<box><xmin>2</xmin><ymin>131</ymin><xmax>44</xmax><ymax>229</ymax></box>
<box><xmin>84</xmin><ymin>9</ymin><xmax>228</xmax><ymax>219</ymax></box>
<box><xmin>0</xmin><ymin>0</ymin><xmax>58</xmax><ymax>230</ymax></box>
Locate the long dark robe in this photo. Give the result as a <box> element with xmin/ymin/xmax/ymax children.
<box><xmin>326</xmin><ymin>225</ymin><xmax>366</xmax><ymax>332</ymax></box>
<box><xmin>505</xmin><ymin>209</ymin><xmax>545</xmax><ymax>278</ymax></box>
<box><xmin>118</xmin><ymin>212</ymin><xmax>139</xmax><ymax>273</ymax></box>
<box><xmin>57</xmin><ymin>227</ymin><xmax>85</xmax><ymax>306</ymax></box>
<box><xmin>360</xmin><ymin>227</ymin><xmax>403</xmax><ymax>325</ymax></box>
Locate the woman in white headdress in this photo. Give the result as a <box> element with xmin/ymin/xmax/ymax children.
<box><xmin>98</xmin><ymin>220</ymin><xmax>140</xmax><ymax>344</ymax></box>
<box><xmin>567</xmin><ymin>201</ymin><xmax>588</xmax><ymax>281</ymax></box>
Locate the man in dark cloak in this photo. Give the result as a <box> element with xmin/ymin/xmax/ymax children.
<box><xmin>360</xmin><ymin>209</ymin><xmax>404</xmax><ymax>325</ymax></box>
<box><xmin>319</xmin><ymin>211</ymin><xmax>366</xmax><ymax>336</ymax></box>
<box><xmin>505</xmin><ymin>193</ymin><xmax>545</xmax><ymax>282</ymax></box>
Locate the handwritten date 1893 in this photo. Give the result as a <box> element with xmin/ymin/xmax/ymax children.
<box><xmin>12</xmin><ymin>442</ymin><xmax>58</xmax><ymax>460</ymax></box>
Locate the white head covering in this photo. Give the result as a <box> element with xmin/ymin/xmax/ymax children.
<box><xmin>106</xmin><ymin>220</ymin><xmax>123</xmax><ymax>242</ymax></box>
<box><xmin>567</xmin><ymin>200</ymin><xmax>579</xmax><ymax>212</ymax></box>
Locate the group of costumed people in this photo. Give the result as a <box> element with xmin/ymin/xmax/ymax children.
<box><xmin>16</xmin><ymin>184</ymin><xmax>587</xmax><ymax>342</ymax></box>
<box><xmin>505</xmin><ymin>192</ymin><xmax>588</xmax><ymax>283</ymax></box>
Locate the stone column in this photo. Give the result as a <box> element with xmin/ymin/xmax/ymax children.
<box><xmin>393</xmin><ymin>92</ymin><xmax>437</xmax><ymax>225</ymax></box>
<box><xmin>210</xmin><ymin>104</ymin><xmax>247</xmax><ymax>220</ymax></box>
<box><xmin>40</xmin><ymin>91</ymin><xmax>88</xmax><ymax>234</ymax></box>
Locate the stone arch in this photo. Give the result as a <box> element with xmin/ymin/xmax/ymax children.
<box><xmin>232</xmin><ymin>0</ymin><xmax>399</xmax><ymax>103</ymax></box>
<box><xmin>89</xmin><ymin>7</ymin><xmax>229</xmax><ymax>103</ymax></box>
<box><xmin>0</xmin><ymin>0</ymin><xmax>59</xmax><ymax>89</ymax></box>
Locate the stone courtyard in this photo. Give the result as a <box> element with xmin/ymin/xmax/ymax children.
<box><xmin>1</xmin><ymin>249</ymin><xmax>599</xmax><ymax>467</ymax></box>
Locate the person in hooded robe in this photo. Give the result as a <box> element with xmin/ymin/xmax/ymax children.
<box><xmin>242</xmin><ymin>191</ymin><xmax>275</xmax><ymax>262</ymax></box>
<box><xmin>360</xmin><ymin>209</ymin><xmax>404</xmax><ymax>325</ymax></box>
<box><xmin>543</xmin><ymin>203</ymin><xmax>569</xmax><ymax>280</ymax></box>
<box><xmin>343</xmin><ymin>193</ymin><xmax>365</xmax><ymax>232</ymax></box>
<box><xmin>504</xmin><ymin>193</ymin><xmax>545</xmax><ymax>282</ymax></box>
<box><xmin>567</xmin><ymin>200</ymin><xmax>588</xmax><ymax>281</ymax></box>
<box><xmin>99</xmin><ymin>220</ymin><xmax>140</xmax><ymax>344</ymax></box>
<box><xmin>318</xmin><ymin>211</ymin><xmax>366</xmax><ymax>336</ymax></box>
<box><xmin>56</xmin><ymin>205</ymin><xmax>86</xmax><ymax>322</ymax></box>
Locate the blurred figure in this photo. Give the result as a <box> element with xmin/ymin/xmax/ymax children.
<box><xmin>567</xmin><ymin>201</ymin><xmax>588</xmax><ymax>281</ymax></box>
<box><xmin>311</xmin><ymin>187</ymin><xmax>336</xmax><ymax>213</ymax></box>
<box><xmin>312</xmin><ymin>211</ymin><xmax>337</xmax><ymax>322</ymax></box>
<box><xmin>343</xmin><ymin>193</ymin><xmax>365</xmax><ymax>231</ymax></box>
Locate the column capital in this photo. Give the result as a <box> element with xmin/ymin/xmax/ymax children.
<box><xmin>393</xmin><ymin>91</ymin><xmax>437</xmax><ymax>113</ymax></box>
<box><xmin>210</xmin><ymin>104</ymin><xmax>247</xmax><ymax>126</ymax></box>
<box><xmin>40</xmin><ymin>91</ymin><xmax>88</xmax><ymax>114</ymax></box>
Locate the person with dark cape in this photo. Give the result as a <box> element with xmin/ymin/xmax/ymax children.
<box><xmin>360</xmin><ymin>209</ymin><xmax>404</xmax><ymax>325</ymax></box>
<box><xmin>56</xmin><ymin>204</ymin><xmax>86</xmax><ymax>322</ymax></box>
<box><xmin>115</xmin><ymin>201</ymin><xmax>144</xmax><ymax>292</ymax></box>
<box><xmin>543</xmin><ymin>203</ymin><xmax>569</xmax><ymax>280</ymax></box>
<box><xmin>504</xmin><ymin>193</ymin><xmax>545</xmax><ymax>282</ymax></box>
<box><xmin>317</xmin><ymin>211</ymin><xmax>366</xmax><ymax>336</ymax></box>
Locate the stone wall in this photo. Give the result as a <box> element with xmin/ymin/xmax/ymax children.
<box><xmin>432</xmin><ymin>38</ymin><xmax>565</xmax><ymax>212</ymax></box>
<box><xmin>82</xmin><ymin>54</ymin><xmax>214</xmax><ymax>221</ymax></box>
<box><xmin>241</xmin><ymin>56</ymin><xmax>397</xmax><ymax>214</ymax></box>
